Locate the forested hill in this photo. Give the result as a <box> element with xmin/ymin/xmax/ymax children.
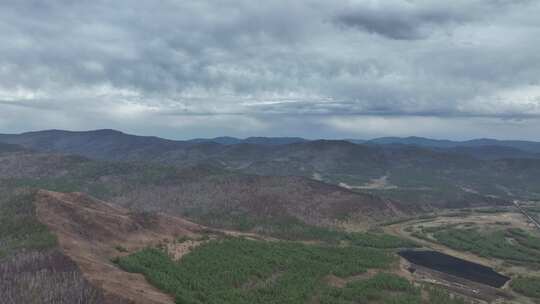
<box><xmin>1</xmin><ymin>130</ymin><xmax>540</xmax><ymax>206</ymax></box>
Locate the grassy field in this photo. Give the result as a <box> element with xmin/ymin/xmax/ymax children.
<box><xmin>511</xmin><ymin>276</ymin><xmax>540</xmax><ymax>299</ymax></box>
<box><xmin>431</xmin><ymin>227</ymin><xmax>540</xmax><ymax>267</ymax></box>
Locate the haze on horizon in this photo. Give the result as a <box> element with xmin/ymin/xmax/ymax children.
<box><xmin>1</xmin><ymin>1</ymin><xmax>540</xmax><ymax>140</ymax></box>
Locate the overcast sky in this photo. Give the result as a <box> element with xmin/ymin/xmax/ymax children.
<box><xmin>1</xmin><ymin>0</ymin><xmax>540</xmax><ymax>140</ymax></box>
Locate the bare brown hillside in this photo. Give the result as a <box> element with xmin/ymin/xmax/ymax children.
<box><xmin>34</xmin><ymin>190</ymin><xmax>204</xmax><ymax>304</ymax></box>
<box><xmin>113</xmin><ymin>174</ymin><xmax>411</xmax><ymax>229</ymax></box>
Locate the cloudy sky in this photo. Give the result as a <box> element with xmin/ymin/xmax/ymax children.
<box><xmin>1</xmin><ymin>0</ymin><xmax>540</xmax><ymax>140</ymax></box>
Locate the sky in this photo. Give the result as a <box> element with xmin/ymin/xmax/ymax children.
<box><xmin>1</xmin><ymin>0</ymin><xmax>540</xmax><ymax>140</ymax></box>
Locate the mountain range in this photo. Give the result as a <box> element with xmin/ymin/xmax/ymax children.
<box><xmin>2</xmin><ymin>129</ymin><xmax>540</xmax><ymax>303</ymax></box>
<box><xmin>2</xmin><ymin>129</ymin><xmax>540</xmax><ymax>159</ymax></box>
<box><xmin>1</xmin><ymin>129</ymin><xmax>539</xmax><ymax>209</ymax></box>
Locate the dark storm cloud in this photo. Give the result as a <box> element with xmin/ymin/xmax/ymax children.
<box><xmin>1</xmin><ymin>0</ymin><xmax>540</xmax><ymax>139</ymax></box>
<box><xmin>334</xmin><ymin>1</ymin><xmax>535</xmax><ymax>40</ymax></box>
<box><xmin>335</xmin><ymin>3</ymin><xmax>464</xmax><ymax>40</ymax></box>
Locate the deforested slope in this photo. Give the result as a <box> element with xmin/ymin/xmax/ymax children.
<box><xmin>34</xmin><ymin>190</ymin><xmax>203</xmax><ymax>304</ymax></box>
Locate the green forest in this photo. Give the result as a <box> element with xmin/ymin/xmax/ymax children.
<box><xmin>116</xmin><ymin>237</ymin><xmax>466</xmax><ymax>304</ymax></box>
<box><xmin>116</xmin><ymin>238</ymin><xmax>399</xmax><ymax>304</ymax></box>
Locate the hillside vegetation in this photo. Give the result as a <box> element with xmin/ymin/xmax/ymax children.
<box><xmin>117</xmin><ymin>237</ymin><xmax>469</xmax><ymax>304</ymax></box>
<box><xmin>0</xmin><ymin>151</ymin><xmax>409</xmax><ymax>232</ymax></box>
<box><xmin>117</xmin><ymin>238</ymin><xmax>406</xmax><ymax>304</ymax></box>
<box><xmin>511</xmin><ymin>276</ymin><xmax>540</xmax><ymax>299</ymax></box>
<box><xmin>3</xmin><ymin>130</ymin><xmax>540</xmax><ymax>207</ymax></box>
<box><xmin>0</xmin><ymin>190</ymin><xmax>103</xmax><ymax>303</ymax></box>
<box><xmin>431</xmin><ymin>227</ymin><xmax>540</xmax><ymax>267</ymax></box>
<box><xmin>0</xmin><ymin>191</ymin><xmax>56</xmax><ymax>258</ymax></box>
<box><xmin>3</xmin><ymin>131</ymin><xmax>540</xmax><ymax>303</ymax></box>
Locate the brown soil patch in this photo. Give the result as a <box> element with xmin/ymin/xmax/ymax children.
<box><xmin>166</xmin><ymin>239</ymin><xmax>207</xmax><ymax>261</ymax></box>
<box><xmin>324</xmin><ymin>269</ymin><xmax>379</xmax><ymax>288</ymax></box>
<box><xmin>163</xmin><ymin>228</ymin><xmax>281</xmax><ymax>261</ymax></box>
<box><xmin>35</xmin><ymin>190</ymin><xmax>204</xmax><ymax>304</ymax></box>
<box><xmin>325</xmin><ymin>274</ymin><xmax>348</xmax><ymax>288</ymax></box>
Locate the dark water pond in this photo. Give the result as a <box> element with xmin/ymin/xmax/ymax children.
<box><xmin>399</xmin><ymin>250</ymin><xmax>510</xmax><ymax>288</ymax></box>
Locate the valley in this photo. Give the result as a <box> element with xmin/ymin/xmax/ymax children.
<box><xmin>3</xmin><ymin>130</ymin><xmax>540</xmax><ymax>303</ymax></box>
<box><xmin>4</xmin><ymin>0</ymin><xmax>540</xmax><ymax>302</ymax></box>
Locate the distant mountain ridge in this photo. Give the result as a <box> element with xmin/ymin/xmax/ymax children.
<box><xmin>364</xmin><ymin>136</ymin><xmax>540</xmax><ymax>154</ymax></box>
<box><xmin>0</xmin><ymin>129</ymin><xmax>191</xmax><ymax>161</ymax></box>
<box><xmin>3</xmin><ymin>129</ymin><xmax>540</xmax><ymax>152</ymax></box>
<box><xmin>188</xmin><ymin>136</ymin><xmax>308</xmax><ymax>146</ymax></box>
<box><xmin>1</xmin><ymin>129</ymin><xmax>540</xmax><ymax>164</ymax></box>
